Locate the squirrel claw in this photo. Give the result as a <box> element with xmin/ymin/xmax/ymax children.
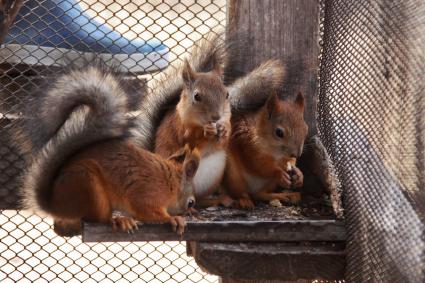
<box><xmin>111</xmin><ymin>212</ymin><xmax>138</xmax><ymax>233</ymax></box>
<box><xmin>233</xmin><ymin>198</ymin><xmax>255</xmax><ymax>210</ymax></box>
<box><xmin>170</xmin><ymin>216</ymin><xmax>186</xmax><ymax>236</ymax></box>
<box><xmin>204</xmin><ymin>123</ymin><xmax>218</xmax><ymax>138</ymax></box>
<box><xmin>290</xmin><ymin>167</ymin><xmax>304</xmax><ymax>188</ymax></box>
<box><xmin>216</xmin><ymin>123</ymin><xmax>228</xmax><ymax>139</ymax></box>
<box><xmin>279</xmin><ymin>171</ymin><xmax>292</xmax><ymax>189</ymax></box>
<box><xmin>187</xmin><ymin>207</ymin><xmax>206</xmax><ymax>221</ymax></box>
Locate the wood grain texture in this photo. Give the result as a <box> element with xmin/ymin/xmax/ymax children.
<box><xmin>227</xmin><ymin>0</ymin><xmax>320</xmax><ymax>135</ymax></box>
<box><xmin>82</xmin><ymin>219</ymin><xmax>345</xmax><ymax>242</ymax></box>
<box><xmin>191</xmin><ymin>241</ymin><xmax>345</xmax><ymax>281</ymax></box>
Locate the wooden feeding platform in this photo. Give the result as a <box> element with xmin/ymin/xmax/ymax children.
<box><xmin>83</xmin><ymin>200</ymin><xmax>345</xmax><ymax>281</ymax></box>
<box><xmin>83</xmin><ymin>203</ymin><xmax>345</xmax><ymax>243</ymax></box>
<box><xmin>0</xmin><ymin>0</ymin><xmax>347</xmax><ymax>281</ymax></box>
<box><xmin>83</xmin><ymin>201</ymin><xmax>345</xmax><ymax>281</ymax></box>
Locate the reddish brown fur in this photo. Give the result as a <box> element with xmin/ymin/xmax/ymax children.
<box><xmin>223</xmin><ymin>93</ymin><xmax>308</xmax><ymax>208</ymax></box>
<box><xmin>49</xmin><ymin>139</ymin><xmax>199</xmax><ymax>236</ymax></box>
<box><xmin>155</xmin><ymin>61</ymin><xmax>231</xmax><ymax>202</ymax></box>
<box><xmin>155</xmin><ymin>69</ymin><xmax>230</xmax><ymax>156</ymax></box>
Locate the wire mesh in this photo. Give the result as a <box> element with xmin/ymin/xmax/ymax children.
<box><xmin>0</xmin><ymin>0</ymin><xmax>225</xmax><ymax>281</ymax></box>
<box><xmin>319</xmin><ymin>0</ymin><xmax>425</xmax><ymax>282</ymax></box>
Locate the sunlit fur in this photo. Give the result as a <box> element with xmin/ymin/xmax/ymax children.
<box><xmin>223</xmin><ymin>92</ymin><xmax>308</xmax><ymax>207</ymax></box>
<box><xmin>17</xmin><ymin>64</ymin><xmax>130</xmax><ymax>212</ymax></box>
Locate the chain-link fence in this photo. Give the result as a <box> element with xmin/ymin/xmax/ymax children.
<box><xmin>3</xmin><ymin>0</ymin><xmax>425</xmax><ymax>282</ymax></box>
<box><xmin>1</xmin><ymin>0</ymin><xmax>225</xmax><ymax>281</ymax></box>
<box><xmin>319</xmin><ymin>0</ymin><xmax>425</xmax><ymax>282</ymax></box>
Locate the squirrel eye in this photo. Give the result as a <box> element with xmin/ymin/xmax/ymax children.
<box><xmin>275</xmin><ymin>128</ymin><xmax>284</xmax><ymax>138</ymax></box>
<box><xmin>226</xmin><ymin>92</ymin><xmax>229</xmax><ymax>99</ymax></box>
<box><xmin>194</xmin><ymin>92</ymin><xmax>201</xmax><ymax>102</ymax></box>
<box><xmin>187</xmin><ymin>198</ymin><xmax>195</xmax><ymax>208</ymax></box>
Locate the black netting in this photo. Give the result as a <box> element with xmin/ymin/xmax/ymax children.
<box><xmin>319</xmin><ymin>0</ymin><xmax>425</xmax><ymax>282</ymax></box>
<box><xmin>0</xmin><ymin>0</ymin><xmax>225</xmax><ymax>281</ymax></box>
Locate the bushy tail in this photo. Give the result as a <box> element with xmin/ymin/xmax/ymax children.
<box><xmin>17</xmin><ymin>65</ymin><xmax>132</xmax><ymax>212</ymax></box>
<box><xmin>131</xmin><ymin>32</ymin><xmax>229</xmax><ymax>149</ymax></box>
<box><xmin>228</xmin><ymin>59</ymin><xmax>286</xmax><ymax>110</ymax></box>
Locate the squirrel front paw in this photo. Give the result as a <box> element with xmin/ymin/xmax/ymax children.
<box><xmin>289</xmin><ymin>166</ymin><xmax>304</xmax><ymax>188</ymax></box>
<box><xmin>204</xmin><ymin>123</ymin><xmax>218</xmax><ymax>138</ymax></box>
<box><xmin>278</xmin><ymin>170</ymin><xmax>292</xmax><ymax>189</ymax></box>
<box><xmin>170</xmin><ymin>216</ymin><xmax>187</xmax><ymax>236</ymax></box>
<box><xmin>216</xmin><ymin>123</ymin><xmax>228</xmax><ymax>139</ymax></box>
<box><xmin>111</xmin><ymin>211</ymin><xmax>138</xmax><ymax>233</ymax></box>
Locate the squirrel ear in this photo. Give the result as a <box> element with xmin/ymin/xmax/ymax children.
<box><xmin>266</xmin><ymin>91</ymin><xmax>279</xmax><ymax>120</ymax></box>
<box><xmin>168</xmin><ymin>144</ymin><xmax>191</xmax><ymax>163</ymax></box>
<box><xmin>183</xmin><ymin>148</ymin><xmax>200</xmax><ymax>179</ymax></box>
<box><xmin>294</xmin><ymin>92</ymin><xmax>305</xmax><ymax>111</ymax></box>
<box><xmin>182</xmin><ymin>59</ymin><xmax>197</xmax><ymax>88</ymax></box>
<box><xmin>168</xmin><ymin>148</ymin><xmax>187</xmax><ymax>163</ymax></box>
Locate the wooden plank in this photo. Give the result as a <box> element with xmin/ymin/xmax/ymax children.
<box><xmin>226</xmin><ymin>0</ymin><xmax>320</xmax><ymax>135</ymax></box>
<box><xmin>82</xmin><ymin>219</ymin><xmax>345</xmax><ymax>243</ymax></box>
<box><xmin>191</xmin><ymin>241</ymin><xmax>345</xmax><ymax>281</ymax></box>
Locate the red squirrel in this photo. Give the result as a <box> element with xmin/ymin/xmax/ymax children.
<box><xmin>154</xmin><ymin>59</ymin><xmax>231</xmax><ymax>203</ymax></box>
<box><xmin>50</xmin><ymin>141</ymin><xmax>199</xmax><ymax>236</ymax></box>
<box><xmin>16</xmin><ymin>64</ymin><xmax>199</xmax><ymax>236</ymax></box>
<box><xmin>223</xmin><ymin>92</ymin><xmax>308</xmax><ymax>209</ymax></box>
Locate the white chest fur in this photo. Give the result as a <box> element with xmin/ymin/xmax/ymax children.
<box><xmin>193</xmin><ymin>150</ymin><xmax>227</xmax><ymax>198</ymax></box>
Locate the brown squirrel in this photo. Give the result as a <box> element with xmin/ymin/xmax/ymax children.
<box><xmin>49</xmin><ymin>141</ymin><xmax>199</xmax><ymax>237</ymax></box>
<box><xmin>223</xmin><ymin>92</ymin><xmax>308</xmax><ymax>209</ymax></box>
<box><xmin>131</xmin><ymin>33</ymin><xmax>287</xmax><ymax>203</ymax></box>
<box><xmin>154</xmin><ymin>59</ymin><xmax>231</xmax><ymax>201</ymax></box>
<box><xmin>16</xmin><ymin>64</ymin><xmax>199</xmax><ymax>236</ymax></box>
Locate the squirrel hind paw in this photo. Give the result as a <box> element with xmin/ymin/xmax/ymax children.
<box><xmin>111</xmin><ymin>213</ymin><xmax>139</xmax><ymax>233</ymax></box>
<box><xmin>170</xmin><ymin>216</ymin><xmax>187</xmax><ymax>236</ymax></box>
<box><xmin>53</xmin><ymin>218</ymin><xmax>82</xmax><ymax>237</ymax></box>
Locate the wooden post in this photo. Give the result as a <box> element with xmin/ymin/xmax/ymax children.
<box><xmin>226</xmin><ymin>0</ymin><xmax>320</xmax><ymax>136</ymax></box>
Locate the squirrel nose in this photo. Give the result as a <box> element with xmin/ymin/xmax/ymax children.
<box><xmin>211</xmin><ymin>115</ymin><xmax>220</xmax><ymax>122</ymax></box>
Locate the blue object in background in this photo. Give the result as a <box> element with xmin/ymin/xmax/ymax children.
<box><xmin>1</xmin><ymin>0</ymin><xmax>169</xmax><ymax>73</ymax></box>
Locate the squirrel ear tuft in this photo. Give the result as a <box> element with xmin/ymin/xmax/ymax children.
<box><xmin>183</xmin><ymin>147</ymin><xmax>200</xmax><ymax>179</ymax></box>
<box><xmin>211</xmin><ymin>58</ymin><xmax>223</xmax><ymax>77</ymax></box>
<box><xmin>168</xmin><ymin>147</ymin><xmax>187</xmax><ymax>163</ymax></box>
<box><xmin>168</xmin><ymin>144</ymin><xmax>192</xmax><ymax>163</ymax></box>
<box><xmin>294</xmin><ymin>92</ymin><xmax>305</xmax><ymax>111</ymax></box>
<box><xmin>266</xmin><ymin>91</ymin><xmax>279</xmax><ymax>119</ymax></box>
<box><xmin>182</xmin><ymin>59</ymin><xmax>197</xmax><ymax>88</ymax></box>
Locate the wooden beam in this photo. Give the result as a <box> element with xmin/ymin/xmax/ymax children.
<box><xmin>190</xmin><ymin>241</ymin><xmax>345</xmax><ymax>281</ymax></box>
<box><xmin>82</xmin><ymin>219</ymin><xmax>345</xmax><ymax>243</ymax></box>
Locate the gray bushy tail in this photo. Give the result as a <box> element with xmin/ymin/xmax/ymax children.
<box><xmin>16</xmin><ymin>64</ymin><xmax>132</xmax><ymax>213</ymax></box>
<box><xmin>228</xmin><ymin>59</ymin><xmax>286</xmax><ymax>111</ymax></box>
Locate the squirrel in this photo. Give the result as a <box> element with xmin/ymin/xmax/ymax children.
<box><xmin>130</xmin><ymin>33</ymin><xmax>287</xmax><ymax>204</ymax></box>
<box><xmin>16</xmin><ymin>64</ymin><xmax>199</xmax><ymax>236</ymax></box>
<box><xmin>222</xmin><ymin>91</ymin><xmax>308</xmax><ymax>209</ymax></box>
